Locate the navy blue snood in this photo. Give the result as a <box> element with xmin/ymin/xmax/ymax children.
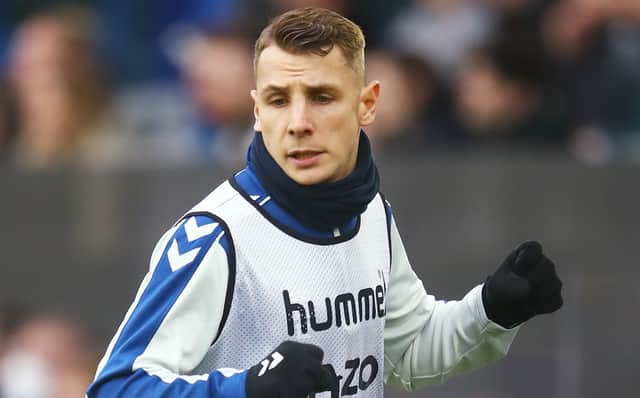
<box><xmin>247</xmin><ymin>131</ymin><xmax>380</xmax><ymax>232</ymax></box>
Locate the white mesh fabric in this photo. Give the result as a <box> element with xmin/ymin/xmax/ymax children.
<box><xmin>188</xmin><ymin>182</ymin><xmax>390</xmax><ymax>398</ymax></box>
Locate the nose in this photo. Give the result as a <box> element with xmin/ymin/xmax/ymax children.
<box><xmin>287</xmin><ymin>100</ymin><xmax>313</xmax><ymax>137</ymax></box>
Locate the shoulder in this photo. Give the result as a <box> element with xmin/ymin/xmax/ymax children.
<box><xmin>149</xmin><ymin>213</ymin><xmax>234</xmax><ymax>279</ymax></box>
<box><xmin>173</xmin><ymin>214</ymin><xmax>230</xmax><ymax>251</ymax></box>
<box><xmin>184</xmin><ymin>180</ymin><xmax>242</xmax><ymax>219</ymax></box>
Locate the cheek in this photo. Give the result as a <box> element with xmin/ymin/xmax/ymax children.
<box><xmin>258</xmin><ymin>104</ymin><xmax>291</xmax><ymax>128</ymax></box>
<box><xmin>329</xmin><ymin>125</ymin><xmax>360</xmax><ymax>164</ymax></box>
<box><xmin>256</xmin><ymin>112</ymin><xmax>288</xmax><ymax>161</ymax></box>
<box><xmin>320</xmin><ymin>106</ymin><xmax>360</xmax><ymax>156</ymax></box>
<box><xmin>320</xmin><ymin>101</ymin><xmax>361</xmax><ymax>132</ymax></box>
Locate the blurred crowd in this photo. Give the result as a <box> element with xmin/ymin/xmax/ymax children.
<box><xmin>0</xmin><ymin>304</ymin><xmax>96</xmax><ymax>398</ymax></box>
<box><xmin>1</xmin><ymin>0</ymin><xmax>640</xmax><ymax>171</ymax></box>
<box><xmin>1</xmin><ymin>1</ymin><xmax>640</xmax><ymax>395</ymax></box>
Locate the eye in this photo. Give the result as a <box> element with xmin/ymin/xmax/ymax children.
<box><xmin>269</xmin><ymin>97</ymin><xmax>288</xmax><ymax>107</ymax></box>
<box><xmin>313</xmin><ymin>94</ymin><xmax>333</xmax><ymax>104</ymax></box>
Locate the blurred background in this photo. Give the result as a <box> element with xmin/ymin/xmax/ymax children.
<box><xmin>0</xmin><ymin>0</ymin><xmax>638</xmax><ymax>397</ymax></box>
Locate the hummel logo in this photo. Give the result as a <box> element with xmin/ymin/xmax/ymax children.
<box><xmin>258</xmin><ymin>352</ymin><xmax>284</xmax><ymax>376</ymax></box>
<box><xmin>249</xmin><ymin>195</ymin><xmax>271</xmax><ymax>206</ymax></box>
<box><xmin>185</xmin><ymin>218</ymin><xmax>218</xmax><ymax>242</ymax></box>
<box><xmin>167</xmin><ymin>240</ymin><xmax>200</xmax><ymax>272</ymax></box>
<box><xmin>166</xmin><ymin>217</ymin><xmax>219</xmax><ymax>272</ymax></box>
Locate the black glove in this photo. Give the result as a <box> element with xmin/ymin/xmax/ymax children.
<box><xmin>245</xmin><ymin>340</ymin><xmax>337</xmax><ymax>398</ymax></box>
<box><xmin>482</xmin><ymin>241</ymin><xmax>563</xmax><ymax>329</ymax></box>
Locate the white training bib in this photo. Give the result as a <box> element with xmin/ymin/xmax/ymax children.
<box><xmin>187</xmin><ymin>180</ymin><xmax>391</xmax><ymax>397</ymax></box>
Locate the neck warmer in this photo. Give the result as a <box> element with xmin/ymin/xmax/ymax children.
<box><xmin>247</xmin><ymin>131</ymin><xmax>380</xmax><ymax>232</ymax></box>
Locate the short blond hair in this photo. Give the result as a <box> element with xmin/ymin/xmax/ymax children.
<box><xmin>254</xmin><ymin>7</ymin><xmax>366</xmax><ymax>80</ymax></box>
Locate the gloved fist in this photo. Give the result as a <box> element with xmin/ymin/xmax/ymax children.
<box><xmin>482</xmin><ymin>241</ymin><xmax>563</xmax><ymax>329</ymax></box>
<box><xmin>245</xmin><ymin>340</ymin><xmax>337</xmax><ymax>398</ymax></box>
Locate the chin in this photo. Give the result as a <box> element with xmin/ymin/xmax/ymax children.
<box><xmin>288</xmin><ymin>168</ymin><xmax>332</xmax><ymax>186</ymax></box>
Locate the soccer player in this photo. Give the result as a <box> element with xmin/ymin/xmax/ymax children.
<box><xmin>87</xmin><ymin>7</ymin><xmax>563</xmax><ymax>398</ymax></box>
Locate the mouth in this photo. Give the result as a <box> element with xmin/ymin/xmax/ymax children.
<box><xmin>288</xmin><ymin>150</ymin><xmax>322</xmax><ymax>159</ymax></box>
<box><xmin>287</xmin><ymin>149</ymin><xmax>325</xmax><ymax>167</ymax></box>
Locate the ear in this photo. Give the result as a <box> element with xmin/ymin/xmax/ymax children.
<box><xmin>358</xmin><ymin>80</ymin><xmax>380</xmax><ymax>126</ymax></box>
<box><xmin>251</xmin><ymin>89</ymin><xmax>262</xmax><ymax>131</ymax></box>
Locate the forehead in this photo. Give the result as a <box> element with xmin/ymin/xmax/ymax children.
<box><xmin>255</xmin><ymin>45</ymin><xmax>358</xmax><ymax>90</ymax></box>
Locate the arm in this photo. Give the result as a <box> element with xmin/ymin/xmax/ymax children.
<box><xmin>86</xmin><ymin>215</ymin><xmax>246</xmax><ymax>397</ymax></box>
<box><xmin>86</xmin><ymin>214</ymin><xmax>336</xmax><ymax>398</ymax></box>
<box><xmin>383</xmin><ymin>216</ymin><xmax>519</xmax><ymax>391</ymax></box>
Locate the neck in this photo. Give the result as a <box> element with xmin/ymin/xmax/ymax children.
<box><xmin>246</xmin><ymin>131</ymin><xmax>380</xmax><ymax>231</ymax></box>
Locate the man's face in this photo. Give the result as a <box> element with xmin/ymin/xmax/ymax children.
<box><xmin>252</xmin><ymin>45</ymin><xmax>378</xmax><ymax>185</ymax></box>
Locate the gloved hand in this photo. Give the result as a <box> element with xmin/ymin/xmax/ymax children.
<box><xmin>482</xmin><ymin>241</ymin><xmax>563</xmax><ymax>329</ymax></box>
<box><xmin>245</xmin><ymin>340</ymin><xmax>337</xmax><ymax>398</ymax></box>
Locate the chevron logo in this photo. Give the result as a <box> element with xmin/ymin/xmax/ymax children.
<box><xmin>167</xmin><ymin>239</ymin><xmax>200</xmax><ymax>272</ymax></box>
<box><xmin>258</xmin><ymin>352</ymin><xmax>284</xmax><ymax>376</ymax></box>
<box><xmin>184</xmin><ymin>218</ymin><xmax>218</xmax><ymax>242</ymax></box>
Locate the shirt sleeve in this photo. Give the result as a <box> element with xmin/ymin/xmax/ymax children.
<box><xmin>86</xmin><ymin>214</ymin><xmax>246</xmax><ymax>398</ymax></box>
<box><xmin>383</xmin><ymin>214</ymin><xmax>519</xmax><ymax>391</ymax></box>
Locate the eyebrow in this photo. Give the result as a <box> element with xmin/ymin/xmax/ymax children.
<box><xmin>306</xmin><ymin>84</ymin><xmax>341</xmax><ymax>96</ymax></box>
<box><xmin>260</xmin><ymin>83</ymin><xmax>341</xmax><ymax>97</ymax></box>
<box><xmin>261</xmin><ymin>85</ymin><xmax>288</xmax><ymax>98</ymax></box>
